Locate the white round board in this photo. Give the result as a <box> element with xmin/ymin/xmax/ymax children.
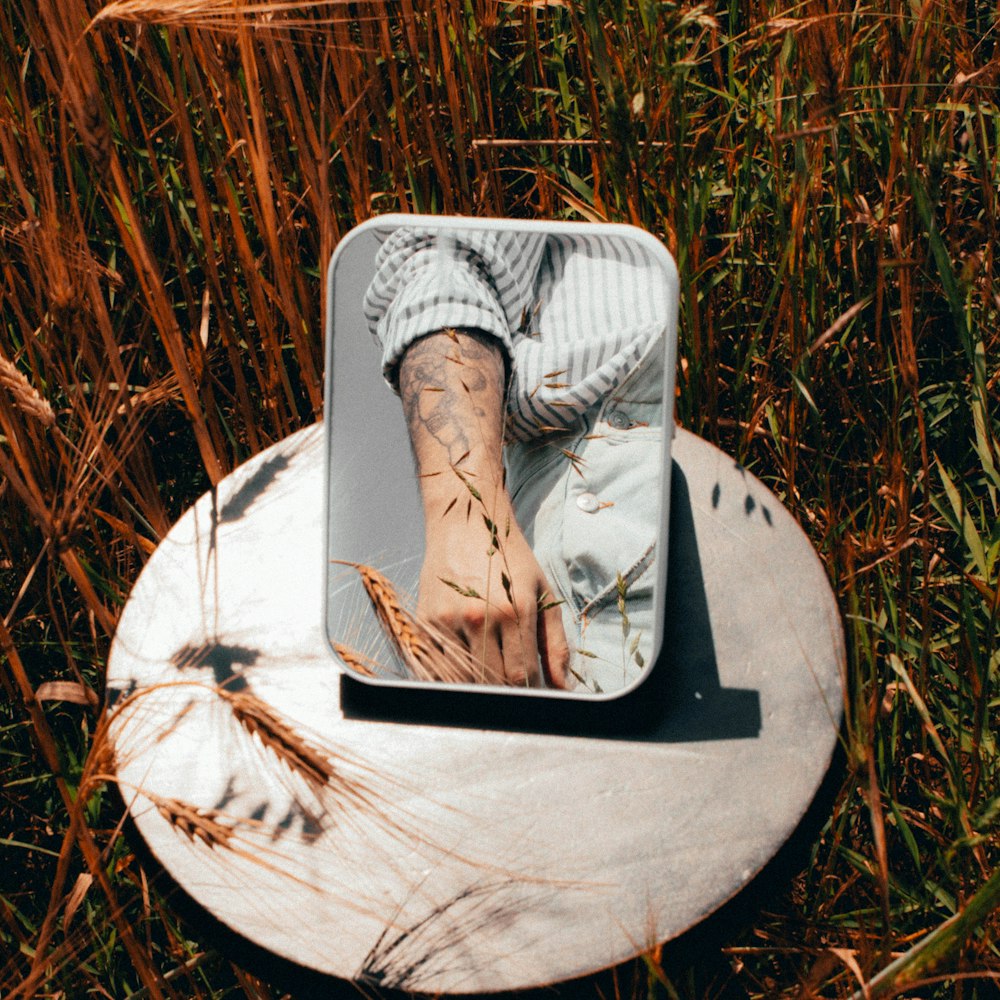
<box><xmin>107</xmin><ymin>423</ymin><xmax>844</xmax><ymax>993</ymax></box>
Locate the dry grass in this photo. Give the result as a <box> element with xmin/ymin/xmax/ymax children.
<box><xmin>1</xmin><ymin>0</ymin><xmax>999</xmax><ymax>996</ymax></box>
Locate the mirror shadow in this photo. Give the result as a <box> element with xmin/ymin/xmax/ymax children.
<box><xmin>341</xmin><ymin>463</ymin><xmax>762</xmax><ymax>743</ymax></box>
<box><xmin>326</xmin><ymin>219</ymin><xmax>678</xmax><ymax>699</ymax></box>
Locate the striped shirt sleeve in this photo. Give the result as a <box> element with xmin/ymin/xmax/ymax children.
<box><xmin>362</xmin><ymin>224</ymin><xmax>670</xmax><ymax>440</ymax></box>
<box><xmin>363</xmin><ymin>227</ymin><xmax>547</xmax><ymax>390</ymax></box>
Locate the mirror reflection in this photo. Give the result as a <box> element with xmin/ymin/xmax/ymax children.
<box><xmin>326</xmin><ymin>220</ymin><xmax>676</xmax><ymax>696</ymax></box>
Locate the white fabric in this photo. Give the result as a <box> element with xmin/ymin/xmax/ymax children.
<box><xmin>505</xmin><ymin>346</ymin><xmax>665</xmax><ymax>691</ymax></box>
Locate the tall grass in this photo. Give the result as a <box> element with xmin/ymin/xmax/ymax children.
<box><xmin>1</xmin><ymin>0</ymin><xmax>999</xmax><ymax>995</ymax></box>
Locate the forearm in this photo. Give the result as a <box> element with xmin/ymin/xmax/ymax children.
<box><xmin>397</xmin><ymin>328</ymin><xmax>568</xmax><ymax>688</ymax></box>
<box><xmin>399</xmin><ymin>328</ymin><xmax>511</xmax><ymax>528</ymax></box>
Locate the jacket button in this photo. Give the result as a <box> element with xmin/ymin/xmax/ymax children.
<box><xmin>607</xmin><ymin>410</ymin><xmax>631</xmax><ymax>430</ymax></box>
<box><xmin>576</xmin><ymin>492</ymin><xmax>600</xmax><ymax>513</ymax></box>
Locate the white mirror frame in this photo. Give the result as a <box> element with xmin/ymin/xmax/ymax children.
<box><xmin>324</xmin><ymin>215</ymin><xmax>679</xmax><ymax>701</ymax></box>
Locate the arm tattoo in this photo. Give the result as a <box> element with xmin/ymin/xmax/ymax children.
<box><xmin>399</xmin><ymin>329</ymin><xmax>506</xmax><ymax>468</ymax></box>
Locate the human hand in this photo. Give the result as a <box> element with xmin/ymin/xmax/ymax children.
<box><xmin>417</xmin><ymin>510</ymin><xmax>569</xmax><ymax>689</ymax></box>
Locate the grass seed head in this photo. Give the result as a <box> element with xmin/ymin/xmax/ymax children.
<box><xmin>0</xmin><ymin>355</ymin><xmax>56</xmax><ymax>427</ymax></box>
<box><xmin>152</xmin><ymin>795</ymin><xmax>235</xmax><ymax>850</ymax></box>
<box><xmin>221</xmin><ymin>689</ymin><xmax>335</xmax><ymax>789</ymax></box>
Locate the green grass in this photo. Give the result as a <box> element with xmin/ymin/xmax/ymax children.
<box><xmin>2</xmin><ymin>0</ymin><xmax>999</xmax><ymax>996</ymax></box>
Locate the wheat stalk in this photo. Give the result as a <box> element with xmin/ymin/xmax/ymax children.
<box><xmin>99</xmin><ymin>681</ymin><xmax>398</xmax><ymax>830</ymax></box>
<box><xmin>0</xmin><ymin>355</ymin><xmax>55</xmax><ymax>427</ymax></box>
<box><xmin>115</xmin><ymin>370</ymin><xmax>185</xmax><ymax>416</ymax></box>
<box><xmin>139</xmin><ymin>788</ymin><xmax>342</xmax><ymax>894</ymax></box>
<box><xmin>88</xmin><ymin>0</ymin><xmax>358</xmax><ymax>30</ymax></box>
<box><xmin>332</xmin><ymin>642</ymin><xmax>378</xmax><ymax>677</ymax></box>
<box><xmin>150</xmin><ymin>794</ymin><xmax>236</xmax><ymax>850</ymax></box>
<box><xmin>94</xmin><ymin>682</ymin><xmax>428</xmax><ymax>872</ymax></box>
<box><xmin>338</xmin><ymin>560</ymin><xmax>435</xmax><ymax>672</ymax></box>
<box><xmin>215</xmin><ymin>685</ymin><xmax>451</xmax><ymax>853</ymax></box>
<box><xmin>331</xmin><ymin>560</ymin><xmax>506</xmax><ymax>685</ymax></box>
<box><xmin>219</xmin><ymin>689</ymin><xmax>336</xmax><ymax>789</ymax></box>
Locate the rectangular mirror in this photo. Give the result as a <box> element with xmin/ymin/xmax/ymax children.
<box><xmin>325</xmin><ymin>216</ymin><xmax>678</xmax><ymax>699</ymax></box>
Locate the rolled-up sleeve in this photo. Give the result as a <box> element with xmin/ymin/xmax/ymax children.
<box><xmin>363</xmin><ymin>227</ymin><xmax>546</xmax><ymax>390</ymax></box>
